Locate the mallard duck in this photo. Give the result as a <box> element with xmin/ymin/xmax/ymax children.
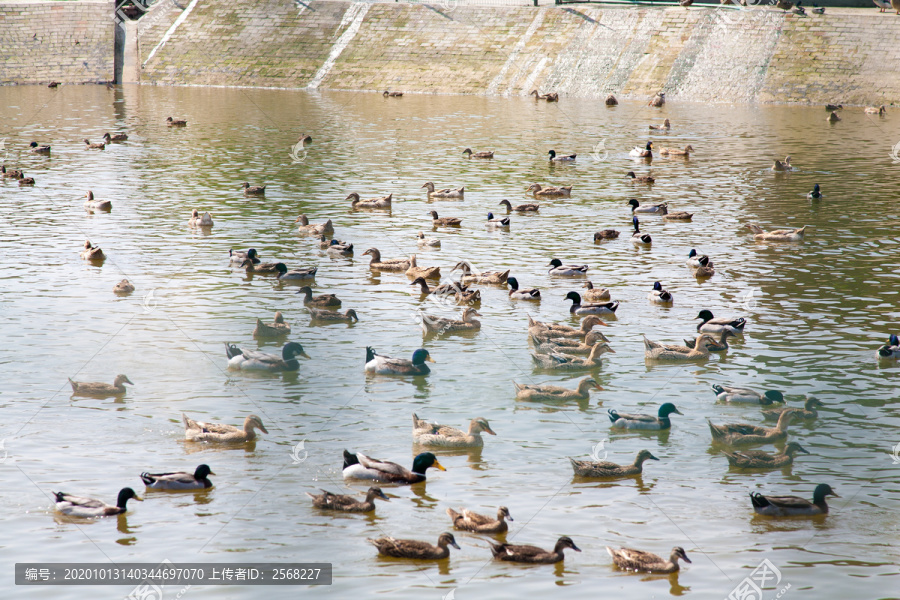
<box><xmin>307</xmin><ymin>487</ymin><xmax>389</xmax><ymax>512</ymax></box>
<box><xmin>566</xmin><ymin>292</ymin><xmax>618</xmax><ymax>315</ymax></box>
<box><xmin>874</xmin><ymin>0</ymin><xmax>891</xmax><ymax>12</ymax></box>
<box><xmin>648</xmin><ymin>281</ymin><xmax>673</xmax><ymax>304</ymax></box>
<box><xmin>723</xmin><ymin>442</ymin><xmax>809</xmax><ymax>469</ymax></box>
<box><xmin>80</xmin><ymin>240</ymin><xmax>105</xmax><ymax>260</ymax></box>
<box><xmin>84</xmin><ymin>138</ymin><xmax>105</xmax><ymax>150</ymax></box>
<box><xmin>649</xmin><ymin>118</ymin><xmax>671</xmax><ymax>131</ymax></box>
<box><xmin>685</xmin><ymin>249</ymin><xmax>709</xmax><ymax>268</ymax></box>
<box><xmin>594</xmin><ymin>229</ymin><xmax>620</xmax><ymax>241</ymax></box>
<box><xmin>347</xmin><ymin>192</ymin><xmax>391</xmax><ymax>209</ymax></box>
<box><xmin>747</xmin><ymin>223</ymin><xmax>807</xmax><ymax>241</ymax></box>
<box><xmin>422</xmin><ymin>182</ymin><xmax>465</xmax><ymax>199</ymax></box>
<box><xmin>696</xmin><ymin>310</ymin><xmax>745</xmax><ymax>335</ymax></box>
<box><xmin>412</xmin><ymin>414</ymin><xmax>495</xmax><ymax>447</ymax></box>
<box><xmin>627</xmin><ymin>199</ymin><xmax>666</xmax><ymax>215</ymax></box>
<box><xmin>421</xmin><ymin>308</ymin><xmax>482</xmax><ymax>334</ymax></box>
<box><xmin>577</xmin><ymin>281</ymin><xmax>611</xmax><ymax>302</ymax></box>
<box><xmin>626</xmin><ymin>171</ymin><xmax>655</xmax><ymax>184</ymax></box>
<box><xmin>463</xmin><ymin>148</ymin><xmax>494</xmax><ymax>159</ymax></box>
<box><xmin>103</xmin><ymin>132</ymin><xmax>128</xmax><ymax>142</ymax></box>
<box><xmin>225</xmin><ymin>341</ymin><xmax>310</xmax><ymax>371</ymax></box>
<box><xmin>113</xmin><ymin>279</ymin><xmax>135</xmax><ymax>295</ymax></box>
<box><xmin>631</xmin><ymin>217</ymin><xmax>652</xmax><ymax>245</ymax></box>
<box><xmin>362</xmin><ymin>248</ymin><xmax>410</xmax><ymax>271</ymax></box>
<box><xmin>230</xmin><ymin>248</ymin><xmax>259</xmax><ymax>265</ymax></box>
<box><xmin>410</xmin><ymin>277</ymin><xmax>474</xmax><ymax>301</ymax></box>
<box><xmin>527</xmin><ymin>314</ymin><xmax>606</xmax><ymax>339</ymax></box>
<box><xmin>864</xmin><ymin>105</ymin><xmax>886</xmax><ymax>115</ymax></box>
<box><xmin>692</xmin><ymin>255</ymin><xmax>715</xmax><ymax>278</ymax></box>
<box><xmin>750</xmin><ymin>483</ymin><xmax>838</xmax><ymax>516</ymax></box>
<box><xmin>430</xmin><ymin>210</ymin><xmax>462</xmax><ymax>227</ymax></box>
<box><xmin>382</xmin><ymin>90</ymin><xmax>403</xmax><ymax>97</ymax></box>
<box><xmin>530</xmin><ymin>90</ymin><xmax>559</xmax><ymax>102</ymax></box>
<box><xmin>877</xmin><ymin>334</ymin><xmax>900</xmax><ymax>359</ymax></box>
<box><xmin>253</xmin><ymin>312</ymin><xmax>291</xmax><ymax>337</ymax></box>
<box><xmin>772</xmin><ymin>156</ymin><xmax>793</xmax><ymax>171</ymax></box>
<box><xmin>68</xmin><ymin>374</ymin><xmax>133</xmax><ymax>397</ymax></box>
<box><xmin>406</xmin><ymin>254</ymin><xmax>440</xmax><ymax>279</ymax></box>
<box><xmin>629</xmin><ymin>142</ymin><xmax>653</xmax><ymax>158</ymax></box>
<box><xmin>166</xmin><ymin>117</ymin><xmax>187</xmax><ymax>126</ymax></box>
<box><xmin>240</xmin><ymin>182</ymin><xmax>266</xmax><ymax>196</ymax></box>
<box><xmin>19</xmin><ymin>176</ymin><xmax>35</xmax><ymax>186</ymax></box>
<box><xmin>499</xmin><ymin>199</ymin><xmax>539</xmax><ymax>212</ymax></box>
<box><xmin>507</xmin><ymin>277</ymin><xmax>541</xmax><ymax>300</ymax></box>
<box><xmin>792</xmin><ymin>1</ymin><xmax>806</xmax><ymax>14</ymax></box>
<box><xmin>416</xmin><ymin>232</ymin><xmax>441</xmax><ymax>247</ymax></box>
<box><xmin>275</xmin><ymin>264</ymin><xmax>317</xmax><ymax>280</ymax></box>
<box><xmin>295</xmin><ymin>215</ymin><xmax>334</xmax><ymax>235</ymax></box>
<box><xmin>296</xmin><ymin>286</ymin><xmax>340</xmax><ymax>308</ymax></box>
<box><xmin>53</xmin><ymin>488</ymin><xmax>142</xmax><ymax>517</ymax></box>
<box><xmin>807</xmin><ymin>184</ymin><xmax>822</xmax><ymax>199</ymax></box>
<box><xmin>762</xmin><ymin>396</ymin><xmax>824</xmax><ymax>421</ymax></box>
<box><xmin>660</xmin><ymin>145</ymin><xmax>694</xmax><ymax>157</ymax></box>
<box><xmin>513</xmin><ymin>377</ymin><xmax>601</xmax><ymax>401</ymax></box>
<box><xmin>827</xmin><ymin>111</ymin><xmax>841</xmax><ymax>123</ymax></box>
<box><xmin>708</xmin><ymin>411</ymin><xmax>794</xmax><ymax>446</ymax></box>
<box><xmin>83</xmin><ymin>190</ymin><xmax>112</xmax><ymax>211</ymax></box>
<box><xmin>183</xmin><ymin>413</ymin><xmax>268</xmax><ymax>443</ymax></box>
<box><xmin>297</xmin><ymin>134</ymin><xmax>312</xmax><ymax>144</ymax></box>
<box><xmin>365</xmin><ymin>347</ymin><xmax>433</xmax><ymax>375</ymax></box>
<box><xmin>648</xmin><ymin>92</ymin><xmax>665</xmax><ymax>107</ymax></box>
<box><xmin>531</xmin><ymin>330</ymin><xmax>610</xmax><ymax>355</ymax></box>
<box><xmin>608</xmin><ymin>402</ymin><xmax>682</xmax><ymax>430</ymax></box>
<box><xmin>644</xmin><ymin>333</ymin><xmax>721</xmax><ymax>360</ymax></box>
<box><xmin>141</xmin><ymin>464</ymin><xmax>214</xmax><ymax>490</ymax></box>
<box><xmin>187</xmin><ymin>209</ymin><xmax>213</xmax><ymax>227</ymax></box>
<box><xmin>548</xmin><ymin>259</ymin><xmax>589</xmax><ymax>276</ymax></box>
<box><xmin>239</xmin><ymin>259</ymin><xmax>282</xmax><ymax>275</ymax></box>
<box><xmin>308</xmin><ymin>307</ymin><xmax>359</xmax><ymax>323</ymax></box>
<box><xmin>343</xmin><ymin>450</ymin><xmax>444</xmax><ymax>483</ymax></box>
<box><xmin>325</xmin><ymin>239</ymin><xmax>353</xmax><ymax>256</ymax></box>
<box><xmin>527</xmin><ymin>183</ymin><xmax>572</xmax><ymax>197</ymax></box>
<box><xmin>486</xmin><ymin>212</ymin><xmax>510</xmax><ymax>228</ymax></box>
<box><xmin>489</xmin><ymin>536</ymin><xmax>580</xmax><ymax>564</ymax></box>
<box><xmin>448</xmin><ymin>507</ymin><xmax>512</xmax><ymax>534</ymax></box>
<box><xmin>453</xmin><ymin>261</ymin><xmax>509</xmax><ymax>285</ymax></box>
<box><xmin>681</xmin><ymin>329</ymin><xmax>733</xmax><ymax>352</ymax></box>
<box><xmin>607</xmin><ymin>546</ymin><xmax>690</xmax><ymax>574</ymax></box>
<box><xmin>548</xmin><ymin>149</ymin><xmax>576</xmax><ymax>162</ymax></box>
<box><xmin>1</xmin><ymin>165</ymin><xmax>24</xmax><ymax>179</ymax></box>
<box><xmin>776</xmin><ymin>0</ymin><xmax>794</xmax><ymax>9</ymax></box>
<box><xmin>531</xmin><ymin>342</ymin><xmax>615</xmax><ymax>370</ymax></box>
<box><xmin>369</xmin><ymin>533</ymin><xmax>459</xmax><ymax>559</ymax></box>
<box><xmin>29</xmin><ymin>141</ymin><xmax>51</xmax><ymax>154</ymax></box>
<box><xmin>605</xmin><ymin>94</ymin><xmax>618</xmax><ymax>105</ymax></box>
<box><xmin>570</xmin><ymin>449</ymin><xmax>658</xmax><ymax>478</ymax></box>
<box><xmin>712</xmin><ymin>385</ymin><xmax>784</xmax><ymax>405</ymax></box>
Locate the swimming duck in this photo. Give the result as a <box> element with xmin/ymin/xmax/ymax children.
<box><xmin>19</xmin><ymin>177</ymin><xmax>35</xmax><ymax>186</ymax></box>
<box><xmin>723</xmin><ymin>442</ymin><xmax>809</xmax><ymax>469</ymax></box>
<box><xmin>343</xmin><ymin>450</ymin><xmax>444</xmax><ymax>483</ymax></box>
<box><xmin>607</xmin><ymin>546</ymin><xmax>690</xmax><ymax>574</ymax></box>
<box><xmin>296</xmin><ymin>286</ymin><xmax>341</xmax><ymax>308</ymax></box>
<box><xmin>527</xmin><ymin>314</ymin><xmax>606</xmax><ymax>339</ymax></box>
<box><xmin>68</xmin><ymin>374</ymin><xmax>133</xmax><ymax>397</ymax></box>
<box><xmin>308</xmin><ymin>307</ymin><xmax>359</xmax><ymax>323</ymax></box>
<box><xmin>513</xmin><ymin>377</ymin><xmax>602</xmax><ymax>401</ymax></box>
<box><xmin>486</xmin><ymin>212</ymin><xmax>511</xmax><ymax>228</ymax></box>
<box><xmin>531</xmin><ymin>331</ymin><xmax>610</xmax><ymax>355</ymax></box>
<box><xmin>772</xmin><ymin>156</ymin><xmax>793</xmax><ymax>171</ymax></box>
<box><xmin>570</xmin><ymin>449</ymin><xmax>658</xmax><ymax>478</ymax></box>
<box><xmin>648</xmin><ymin>281</ymin><xmax>673</xmax><ymax>305</ymax></box>
<box><xmin>685</xmin><ymin>249</ymin><xmax>709</xmax><ymax>268</ymax></box>
<box><xmin>325</xmin><ymin>239</ymin><xmax>353</xmax><ymax>256</ymax></box>
<box><xmin>663</xmin><ymin>209</ymin><xmax>694</xmax><ymax>221</ymax></box>
<box><xmin>347</xmin><ymin>192</ymin><xmax>391</xmax><ymax>209</ymax></box>
<box><xmin>707</xmin><ymin>411</ymin><xmax>794</xmax><ymax>446</ymax></box>
<box><xmin>83</xmin><ymin>191</ymin><xmax>111</xmax><ymax>211</ymax></box>
<box><xmin>750</xmin><ymin>483</ymin><xmax>838</xmax><ymax>516</ymax></box>
<box><xmin>608</xmin><ymin>402</ymin><xmax>682</xmax><ymax>430</ymax></box>
<box><xmin>864</xmin><ymin>105</ymin><xmax>886</xmax><ymax>115</ymax></box>
<box><xmin>827</xmin><ymin>111</ymin><xmax>841</xmax><ymax>123</ymax></box>
<box><xmin>566</xmin><ymin>292</ymin><xmax>618</xmax><ymax>315</ymax></box>
<box><xmin>530</xmin><ymin>90</ymin><xmax>559</xmax><ymax>101</ymax></box>
<box><xmin>225</xmin><ymin>341</ymin><xmax>310</xmax><ymax>371</ymax></box>
<box><xmin>696</xmin><ymin>310</ymin><xmax>745</xmax><ymax>335</ymax></box>
<box><xmin>29</xmin><ymin>141</ymin><xmax>51</xmax><ymax>154</ymax></box>
<box><xmin>631</xmin><ymin>217</ymin><xmax>652</xmax><ymax>245</ymax></box>
<box><xmin>230</xmin><ymin>248</ymin><xmax>259</xmax><ymax>265</ymax></box>
<box><xmin>531</xmin><ymin>342</ymin><xmax>615</xmax><ymax>370</ymax></box>
<box><xmin>412</xmin><ymin>414</ymin><xmax>495</xmax><ymax>447</ymax></box>
<box><xmin>548</xmin><ymin>149</ymin><xmax>576</xmax><ymax>162</ymax></box>
<box><xmin>187</xmin><ymin>209</ymin><xmax>213</xmax><ymax>227</ymax></box>
<box><xmin>362</xmin><ymin>248</ymin><xmax>410</xmax><ymax>271</ymax></box>
<box><xmin>649</xmin><ymin>118</ymin><xmax>671</xmax><ymax>131</ymax></box>
<box><xmin>1</xmin><ymin>165</ymin><xmax>24</xmax><ymax>179</ymax></box>
<box><xmin>682</xmin><ymin>329</ymin><xmax>734</xmax><ymax>352</ymax></box>
<box><xmin>629</xmin><ymin>142</ymin><xmax>653</xmax><ymax>158</ymax></box>
<box><xmin>410</xmin><ymin>277</ymin><xmax>474</xmax><ymax>301</ymax></box>
<box><xmin>53</xmin><ymin>488</ymin><xmax>142</xmax><ymax>517</ymax></box>
<box><xmin>453</xmin><ymin>261</ymin><xmax>510</xmax><ymax>285</ymax></box>
<box><xmin>712</xmin><ymin>385</ymin><xmax>784</xmax><ymax>405</ymax></box>
<box><xmin>103</xmin><ymin>132</ymin><xmax>128</xmax><ymax>142</ymax></box>
<box><xmin>239</xmin><ymin>259</ymin><xmax>283</xmax><ymax>275</ymax></box>
<box><xmin>594</xmin><ymin>229</ymin><xmax>620</xmax><ymax>241</ymax></box>
<box><xmin>416</xmin><ymin>232</ymin><xmax>441</xmax><ymax>247</ymax></box>
<box><xmin>369</xmin><ymin>533</ymin><xmax>459</xmax><ymax>559</ymax></box>
<box><xmin>626</xmin><ymin>171</ymin><xmax>655</xmax><ymax>184</ymax></box>
<box><xmin>807</xmin><ymin>184</ymin><xmax>822</xmax><ymax>199</ymax></box>
<box><xmin>646</xmin><ymin>332</ymin><xmax>732</xmax><ymax>359</ymax></box>
<box><xmin>276</xmin><ymin>264</ymin><xmax>318</xmax><ymax>280</ymax></box>
<box><xmin>422</xmin><ymin>182</ymin><xmax>465</xmax><ymax>199</ymax></box>
<box><xmin>648</xmin><ymin>92</ymin><xmax>665</xmax><ymax>107</ymax></box>
<box><xmin>692</xmin><ymin>256</ymin><xmax>715</xmax><ymax>278</ymax></box>
<box><xmin>748</xmin><ymin>223</ymin><xmax>808</xmax><ymax>242</ymax></box>
<box><xmin>507</xmin><ymin>277</ymin><xmax>541</xmax><ymax>300</ymax></box>
<box><xmin>365</xmin><ymin>347</ymin><xmax>433</xmax><ymax>375</ymax></box>
<box><xmin>421</xmin><ymin>308</ymin><xmax>482</xmax><ymax>334</ymax></box>
<box><xmin>140</xmin><ymin>464</ymin><xmax>214</xmax><ymax>490</ymax></box>
<box><xmin>627</xmin><ymin>199</ymin><xmax>667</xmax><ymax>215</ymax></box>
<box><xmin>762</xmin><ymin>396</ymin><xmax>824</xmax><ymax>421</ymax></box>
<box><xmin>548</xmin><ymin>258</ymin><xmax>589</xmax><ymax>276</ymax></box>
<box><xmin>80</xmin><ymin>240</ymin><xmax>105</xmax><ymax>261</ymax></box>
<box><xmin>581</xmin><ymin>281</ymin><xmax>611</xmax><ymax>302</ymax></box>
<box><xmin>295</xmin><ymin>215</ymin><xmax>333</xmax><ymax>235</ymax></box>
<box><xmin>241</xmin><ymin>181</ymin><xmax>265</xmax><ymax>195</ymax></box>
<box><xmin>182</xmin><ymin>413</ymin><xmax>268</xmax><ymax>443</ymax></box>
<box><xmin>382</xmin><ymin>91</ymin><xmax>403</xmax><ymax>97</ymax></box>
<box><xmin>406</xmin><ymin>254</ymin><xmax>441</xmax><ymax>279</ymax></box>
<box><xmin>489</xmin><ymin>536</ymin><xmax>580</xmax><ymax>564</ymax></box>
<box><xmin>166</xmin><ymin>117</ymin><xmax>187</xmax><ymax>126</ymax></box>
<box><xmin>660</xmin><ymin>145</ymin><xmax>694</xmax><ymax>157</ymax></box>
<box><xmin>605</xmin><ymin>94</ymin><xmax>618</xmax><ymax>105</ymax></box>
<box><xmin>447</xmin><ymin>507</ymin><xmax>512</xmax><ymax>533</ymax></box>
<box><xmin>499</xmin><ymin>199</ymin><xmax>539</xmax><ymax>212</ymax></box>
<box><xmin>430</xmin><ymin>210</ymin><xmax>462</xmax><ymax>227</ymax></box>
<box><xmin>113</xmin><ymin>279</ymin><xmax>135</xmax><ymax>295</ymax></box>
<box><xmin>463</xmin><ymin>148</ymin><xmax>494</xmax><ymax>159</ymax></box>
<box><xmin>307</xmin><ymin>487</ymin><xmax>389</xmax><ymax>513</ymax></box>
<box><xmin>84</xmin><ymin>138</ymin><xmax>105</xmax><ymax>150</ymax></box>
<box><xmin>527</xmin><ymin>183</ymin><xmax>572</xmax><ymax>197</ymax></box>
<box><xmin>877</xmin><ymin>334</ymin><xmax>900</xmax><ymax>359</ymax></box>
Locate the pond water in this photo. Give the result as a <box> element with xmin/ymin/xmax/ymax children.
<box><xmin>1</xmin><ymin>84</ymin><xmax>899</xmax><ymax>599</ymax></box>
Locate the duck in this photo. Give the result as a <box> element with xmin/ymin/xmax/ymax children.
<box><xmin>864</xmin><ymin>104</ymin><xmax>886</xmax><ymax>115</ymax></box>
<box><xmin>369</xmin><ymin>533</ymin><xmax>459</xmax><ymax>559</ymax></box>
<box><xmin>877</xmin><ymin>334</ymin><xmax>900</xmax><ymax>359</ymax></box>
<box><xmin>723</xmin><ymin>442</ymin><xmax>809</xmax><ymax>469</ymax></box>
<box><xmin>747</xmin><ymin>223</ymin><xmax>807</xmax><ymax>241</ymax></box>
<box><xmin>825</xmin><ymin>103</ymin><xmax>842</xmax><ymax>110</ymax></box>
<box><xmin>406</xmin><ymin>254</ymin><xmax>441</xmax><ymax>279</ymax></box>
<box><xmin>80</xmin><ymin>240</ymin><xmax>105</xmax><ymax>261</ymax></box>
<box><xmin>874</xmin><ymin>0</ymin><xmax>891</xmax><ymax>12</ymax></box>
<box><xmin>84</xmin><ymin>138</ymin><xmax>105</xmax><ymax>150</ymax></box>
<box><xmin>1</xmin><ymin>165</ymin><xmax>24</xmax><ymax>179</ymax></box>
<box><xmin>53</xmin><ymin>488</ymin><xmax>142</xmax><ymax>517</ymax></box>
<box><xmin>362</xmin><ymin>248</ymin><xmax>410</xmax><ymax>271</ymax></box>
<box><xmin>83</xmin><ymin>190</ymin><xmax>112</xmax><ymax>211</ymax></box>
<box><xmin>499</xmin><ymin>199</ymin><xmax>539</xmax><ymax>212</ymax></box>
<box><xmin>103</xmin><ymin>132</ymin><xmax>128</xmax><ymax>142</ymax></box>
<box><xmin>696</xmin><ymin>309</ymin><xmax>746</xmax><ymax>335</ymax></box>
<box><xmin>489</xmin><ymin>536</ymin><xmax>580</xmax><ymax>564</ymax></box>
<box><xmin>772</xmin><ymin>156</ymin><xmax>793</xmax><ymax>171</ymax></box>
<box><xmin>68</xmin><ymin>374</ymin><xmax>133</xmax><ymax>397</ymax></box>
<box><xmin>685</xmin><ymin>249</ymin><xmax>709</xmax><ymax>268</ymax></box>
<box><xmin>527</xmin><ymin>183</ymin><xmax>572</xmax><ymax>197</ymax></box>
<box><xmin>566</xmin><ymin>292</ymin><xmax>618</xmax><ymax>315</ymax></box>
<box><xmin>660</xmin><ymin>145</ymin><xmax>694</xmax><ymax>157</ymax></box>
<box><xmin>649</xmin><ymin>118</ymin><xmax>671</xmax><ymax>131</ymax></box>
<box><xmin>711</xmin><ymin>385</ymin><xmax>784</xmax><ymax>405</ymax></box>
<box><xmin>140</xmin><ymin>464</ymin><xmax>214</xmax><ymax>490</ymax></box>
<box><xmin>113</xmin><ymin>279</ymin><xmax>135</xmax><ymax>295</ymax></box>
<box><xmin>547</xmin><ymin>258</ymin><xmax>588</xmax><ymax>276</ymax></box>
<box><xmin>682</xmin><ymin>329</ymin><xmax>733</xmax><ymax>352</ymax></box>
<box><xmin>422</xmin><ymin>182</ymin><xmax>465</xmax><ymax>199</ymax></box>
<box><xmin>343</xmin><ymin>450</ymin><xmax>444</xmax><ymax>483</ymax></box>
<box><xmin>648</xmin><ymin>92</ymin><xmax>665</xmax><ymax>107</ymax></box>
<box><xmin>707</xmin><ymin>411</ymin><xmax>794</xmax><ymax>446</ymax></box>
<box><xmin>239</xmin><ymin>259</ymin><xmax>284</xmax><ymax>275</ymax></box>
<box><xmin>307</xmin><ymin>487</ymin><xmax>389</xmax><ymax>513</ymax></box>
<box><xmin>463</xmin><ymin>148</ymin><xmax>494</xmax><ymax>159</ymax></box>
<box><xmin>605</xmin><ymin>94</ymin><xmax>618</xmax><ymax>105</ymax></box>
<box><xmin>627</xmin><ymin>199</ymin><xmax>666</xmax><ymax>215</ymax></box>
<box><xmin>447</xmin><ymin>507</ymin><xmax>512</xmax><ymax>534</ymax></box>
<box><xmin>421</xmin><ymin>308</ymin><xmax>482</xmax><ymax>334</ymax></box>
<box><xmin>410</xmin><ymin>277</ymin><xmax>476</xmax><ymax>303</ymax></box>
<box><xmin>486</xmin><ymin>212</ymin><xmax>511</xmax><ymax>228</ymax></box>
<box><xmin>382</xmin><ymin>90</ymin><xmax>403</xmax><ymax>97</ymax></box>
<box><xmin>578</xmin><ymin>281</ymin><xmax>610</xmax><ymax>303</ymax></box>
<box><xmin>430</xmin><ymin>210</ymin><xmax>462</xmax><ymax>227</ymax></box>
<box><xmin>325</xmin><ymin>239</ymin><xmax>353</xmax><ymax>256</ymax></box>
<box><xmin>507</xmin><ymin>276</ymin><xmax>541</xmax><ymax>300</ymax></box>
<box><xmin>629</xmin><ymin>142</ymin><xmax>653</xmax><ymax>158</ymax></box>
<box><xmin>229</xmin><ymin>248</ymin><xmax>259</xmax><ymax>265</ymax></box>
<box><xmin>295</xmin><ymin>215</ymin><xmax>333</xmax><ymax>235</ymax></box>
<box><xmin>607</xmin><ymin>546</ymin><xmax>691</xmax><ymax>574</ymax></box>
<box><xmin>225</xmin><ymin>341</ymin><xmax>310</xmax><ymax>371</ymax></box>
<box><xmin>692</xmin><ymin>255</ymin><xmax>715</xmax><ymax>278</ymax></box>
<box><xmin>241</xmin><ymin>182</ymin><xmax>266</xmax><ymax>196</ymax></box>
<box><xmin>631</xmin><ymin>217</ymin><xmax>652</xmax><ymax>245</ymax></box>
<box><xmin>19</xmin><ymin>177</ymin><xmax>35</xmax><ymax>186</ymax></box>
<box><xmin>594</xmin><ymin>228</ymin><xmax>620</xmax><ymax>241</ymax></box>
<box><xmin>365</xmin><ymin>347</ymin><xmax>433</xmax><ymax>375</ymax></box>
<box><xmin>807</xmin><ymin>184</ymin><xmax>822</xmax><ymax>199</ymax></box>
<box><xmin>827</xmin><ymin>111</ymin><xmax>841</xmax><ymax>123</ymax></box>
<box><xmin>527</xmin><ymin>314</ymin><xmax>606</xmax><ymax>339</ymax></box>
<box><xmin>412</xmin><ymin>414</ymin><xmax>495</xmax><ymax>447</ymax></box>
<box><xmin>762</xmin><ymin>396</ymin><xmax>824</xmax><ymax>421</ymax></box>
<box><xmin>187</xmin><ymin>209</ymin><xmax>213</xmax><ymax>227</ymax></box>
<box><xmin>453</xmin><ymin>261</ymin><xmax>510</xmax><ymax>285</ymax></box>
<box><xmin>548</xmin><ymin>149</ymin><xmax>576</xmax><ymax>162</ymax></box>
<box><xmin>513</xmin><ymin>377</ymin><xmax>602</xmax><ymax>402</ymax></box>
<box><xmin>648</xmin><ymin>281</ymin><xmax>673</xmax><ymax>305</ymax></box>
<box><xmin>531</xmin><ymin>331</ymin><xmax>610</xmax><ymax>355</ymax></box>
<box><xmin>347</xmin><ymin>192</ymin><xmax>391</xmax><ymax>209</ymax></box>
<box><xmin>416</xmin><ymin>231</ymin><xmax>441</xmax><ymax>247</ymax></box>
<box><xmin>644</xmin><ymin>333</ymin><xmax>721</xmax><ymax>360</ymax></box>
<box><xmin>166</xmin><ymin>117</ymin><xmax>187</xmax><ymax>126</ymax></box>
<box><xmin>29</xmin><ymin>141</ymin><xmax>51</xmax><ymax>154</ymax></box>
<box><xmin>275</xmin><ymin>264</ymin><xmax>318</xmax><ymax>280</ymax></box>
<box><xmin>570</xmin><ymin>449</ymin><xmax>659</xmax><ymax>478</ymax></box>
<box><xmin>308</xmin><ymin>307</ymin><xmax>359</xmax><ymax>323</ymax></box>
<box><xmin>296</xmin><ymin>286</ymin><xmax>341</xmax><ymax>308</ymax></box>
<box><xmin>530</xmin><ymin>89</ymin><xmax>559</xmax><ymax>102</ymax></box>
<box><xmin>626</xmin><ymin>171</ymin><xmax>655</xmax><ymax>184</ymax></box>
<box><xmin>182</xmin><ymin>413</ymin><xmax>268</xmax><ymax>443</ymax></box>
<box><xmin>750</xmin><ymin>483</ymin><xmax>838</xmax><ymax>516</ymax></box>
<box><xmin>531</xmin><ymin>342</ymin><xmax>615</xmax><ymax>370</ymax></box>
<box><xmin>608</xmin><ymin>402</ymin><xmax>683</xmax><ymax>430</ymax></box>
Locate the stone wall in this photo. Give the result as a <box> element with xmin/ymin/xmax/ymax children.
<box><xmin>0</xmin><ymin>0</ymin><xmax>115</xmax><ymax>85</ymax></box>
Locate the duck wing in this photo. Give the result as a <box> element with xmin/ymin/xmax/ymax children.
<box><xmin>355</xmin><ymin>452</ymin><xmax>415</xmax><ymax>479</ymax></box>
<box><xmin>611</xmin><ymin>411</ymin><xmax>655</xmax><ymax>423</ymax></box>
<box><xmin>756</xmin><ymin>494</ymin><xmax>813</xmax><ymax>509</ymax></box>
<box><xmin>54</xmin><ymin>492</ymin><xmax>106</xmax><ymax>509</ymax></box>
<box><xmin>141</xmin><ymin>471</ymin><xmax>197</xmax><ymax>485</ymax></box>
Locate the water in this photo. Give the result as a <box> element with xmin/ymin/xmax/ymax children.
<box><xmin>1</xmin><ymin>85</ymin><xmax>899</xmax><ymax>599</ymax></box>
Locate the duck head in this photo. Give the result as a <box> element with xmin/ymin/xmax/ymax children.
<box><xmin>193</xmin><ymin>464</ymin><xmax>216</xmax><ymax>479</ymax></box>
<box><xmin>658</xmin><ymin>402</ymin><xmax>683</xmax><ymax>418</ymax></box>
<box><xmin>549</xmin><ymin>258</ymin><xmax>563</xmax><ymax>268</ymax></box>
<box><xmin>627</xmin><ymin>198</ymin><xmax>640</xmax><ymax>210</ymax></box>
<box><xmin>506</xmin><ymin>277</ymin><xmax>520</xmax><ymax>290</ymax></box>
<box><xmin>565</xmin><ymin>291</ymin><xmax>582</xmax><ymax>304</ymax></box>
<box><xmin>411</xmin><ymin>348</ymin><xmax>435</xmax><ymax>365</ymax></box>
<box><xmin>412</xmin><ymin>452</ymin><xmax>445</xmax><ymax>474</ymax></box>
<box><xmin>548</xmin><ymin>150</ymin><xmax>557</xmax><ymax>159</ymax></box>
<box><xmin>688</xmin><ymin>249</ymin><xmax>698</xmax><ymax>258</ymax></box>
<box><xmin>283</xmin><ymin>341</ymin><xmax>310</xmax><ymax>360</ymax></box>
<box><xmin>652</xmin><ymin>281</ymin><xmax>663</xmax><ymax>291</ymax></box>
<box><xmin>696</xmin><ymin>309</ymin><xmax>715</xmax><ymax>323</ymax></box>
<box><xmin>813</xmin><ymin>483</ymin><xmax>839</xmax><ymax>503</ymax></box>
<box><xmin>555</xmin><ymin>536</ymin><xmax>581</xmax><ymax>553</ymax></box>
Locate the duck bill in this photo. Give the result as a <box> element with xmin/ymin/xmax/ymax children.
<box><xmin>258</xmin><ymin>425</ymin><xmax>270</xmax><ymax>434</ymax></box>
<box><xmin>433</xmin><ymin>460</ymin><xmax>446</xmax><ymax>471</ymax></box>
<box><xmin>426</xmin><ymin>356</ymin><xmax>436</xmax><ymax>363</ymax></box>
<box><xmin>571</xmin><ymin>544</ymin><xmax>582</xmax><ymax>552</ymax></box>
<box><xmin>134</xmin><ymin>495</ymin><xmax>144</xmax><ymax>502</ymax></box>
<box><xmin>606</xmin><ymin>348</ymin><xmax>616</xmax><ymax>354</ymax></box>
<box><xmin>299</xmin><ymin>351</ymin><xmax>311</xmax><ymax>360</ymax></box>
<box><xmin>673</xmin><ymin>408</ymin><xmax>684</xmax><ymax>415</ymax></box>
<box><xmin>483</xmin><ymin>427</ymin><xmax>497</xmax><ymax>436</ymax></box>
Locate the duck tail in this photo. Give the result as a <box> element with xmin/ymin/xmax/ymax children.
<box><xmin>707</xmin><ymin>419</ymin><xmax>724</xmax><ymax>440</ymax></box>
<box><xmin>513</xmin><ymin>381</ymin><xmax>524</xmax><ymax>392</ymax></box>
<box><xmin>749</xmin><ymin>492</ymin><xmax>769</xmax><ymax>508</ymax></box>
<box><xmin>498</xmin><ymin>270</ymin><xmax>510</xmax><ymax>283</ymax></box>
<box><xmin>342</xmin><ymin>449</ymin><xmax>359</xmax><ymax>469</ymax></box>
<box><xmin>732</xmin><ymin>318</ymin><xmax>746</xmax><ymax>330</ymax></box>
<box><xmin>446</xmin><ymin>507</ymin><xmax>461</xmax><ymax>521</ymax></box>
<box><xmin>365</xmin><ymin>346</ymin><xmax>375</xmax><ymax>363</ymax></box>
<box><xmin>711</xmin><ymin>384</ymin><xmax>724</xmax><ymax>395</ymax></box>
<box><xmin>67</xmin><ymin>378</ymin><xmax>77</xmax><ymax>391</ymax></box>
<box><xmin>53</xmin><ymin>491</ymin><xmax>65</xmax><ymax>502</ymax></box>
<box><xmin>607</xmin><ymin>409</ymin><xmax>619</xmax><ymax>424</ymax></box>
<box><xmin>139</xmin><ymin>473</ymin><xmax>155</xmax><ymax>485</ymax></box>
<box><xmin>182</xmin><ymin>413</ymin><xmax>192</xmax><ymax>429</ymax></box>
<box><xmin>487</xmin><ymin>540</ymin><xmax>505</xmax><ymax>557</ymax></box>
